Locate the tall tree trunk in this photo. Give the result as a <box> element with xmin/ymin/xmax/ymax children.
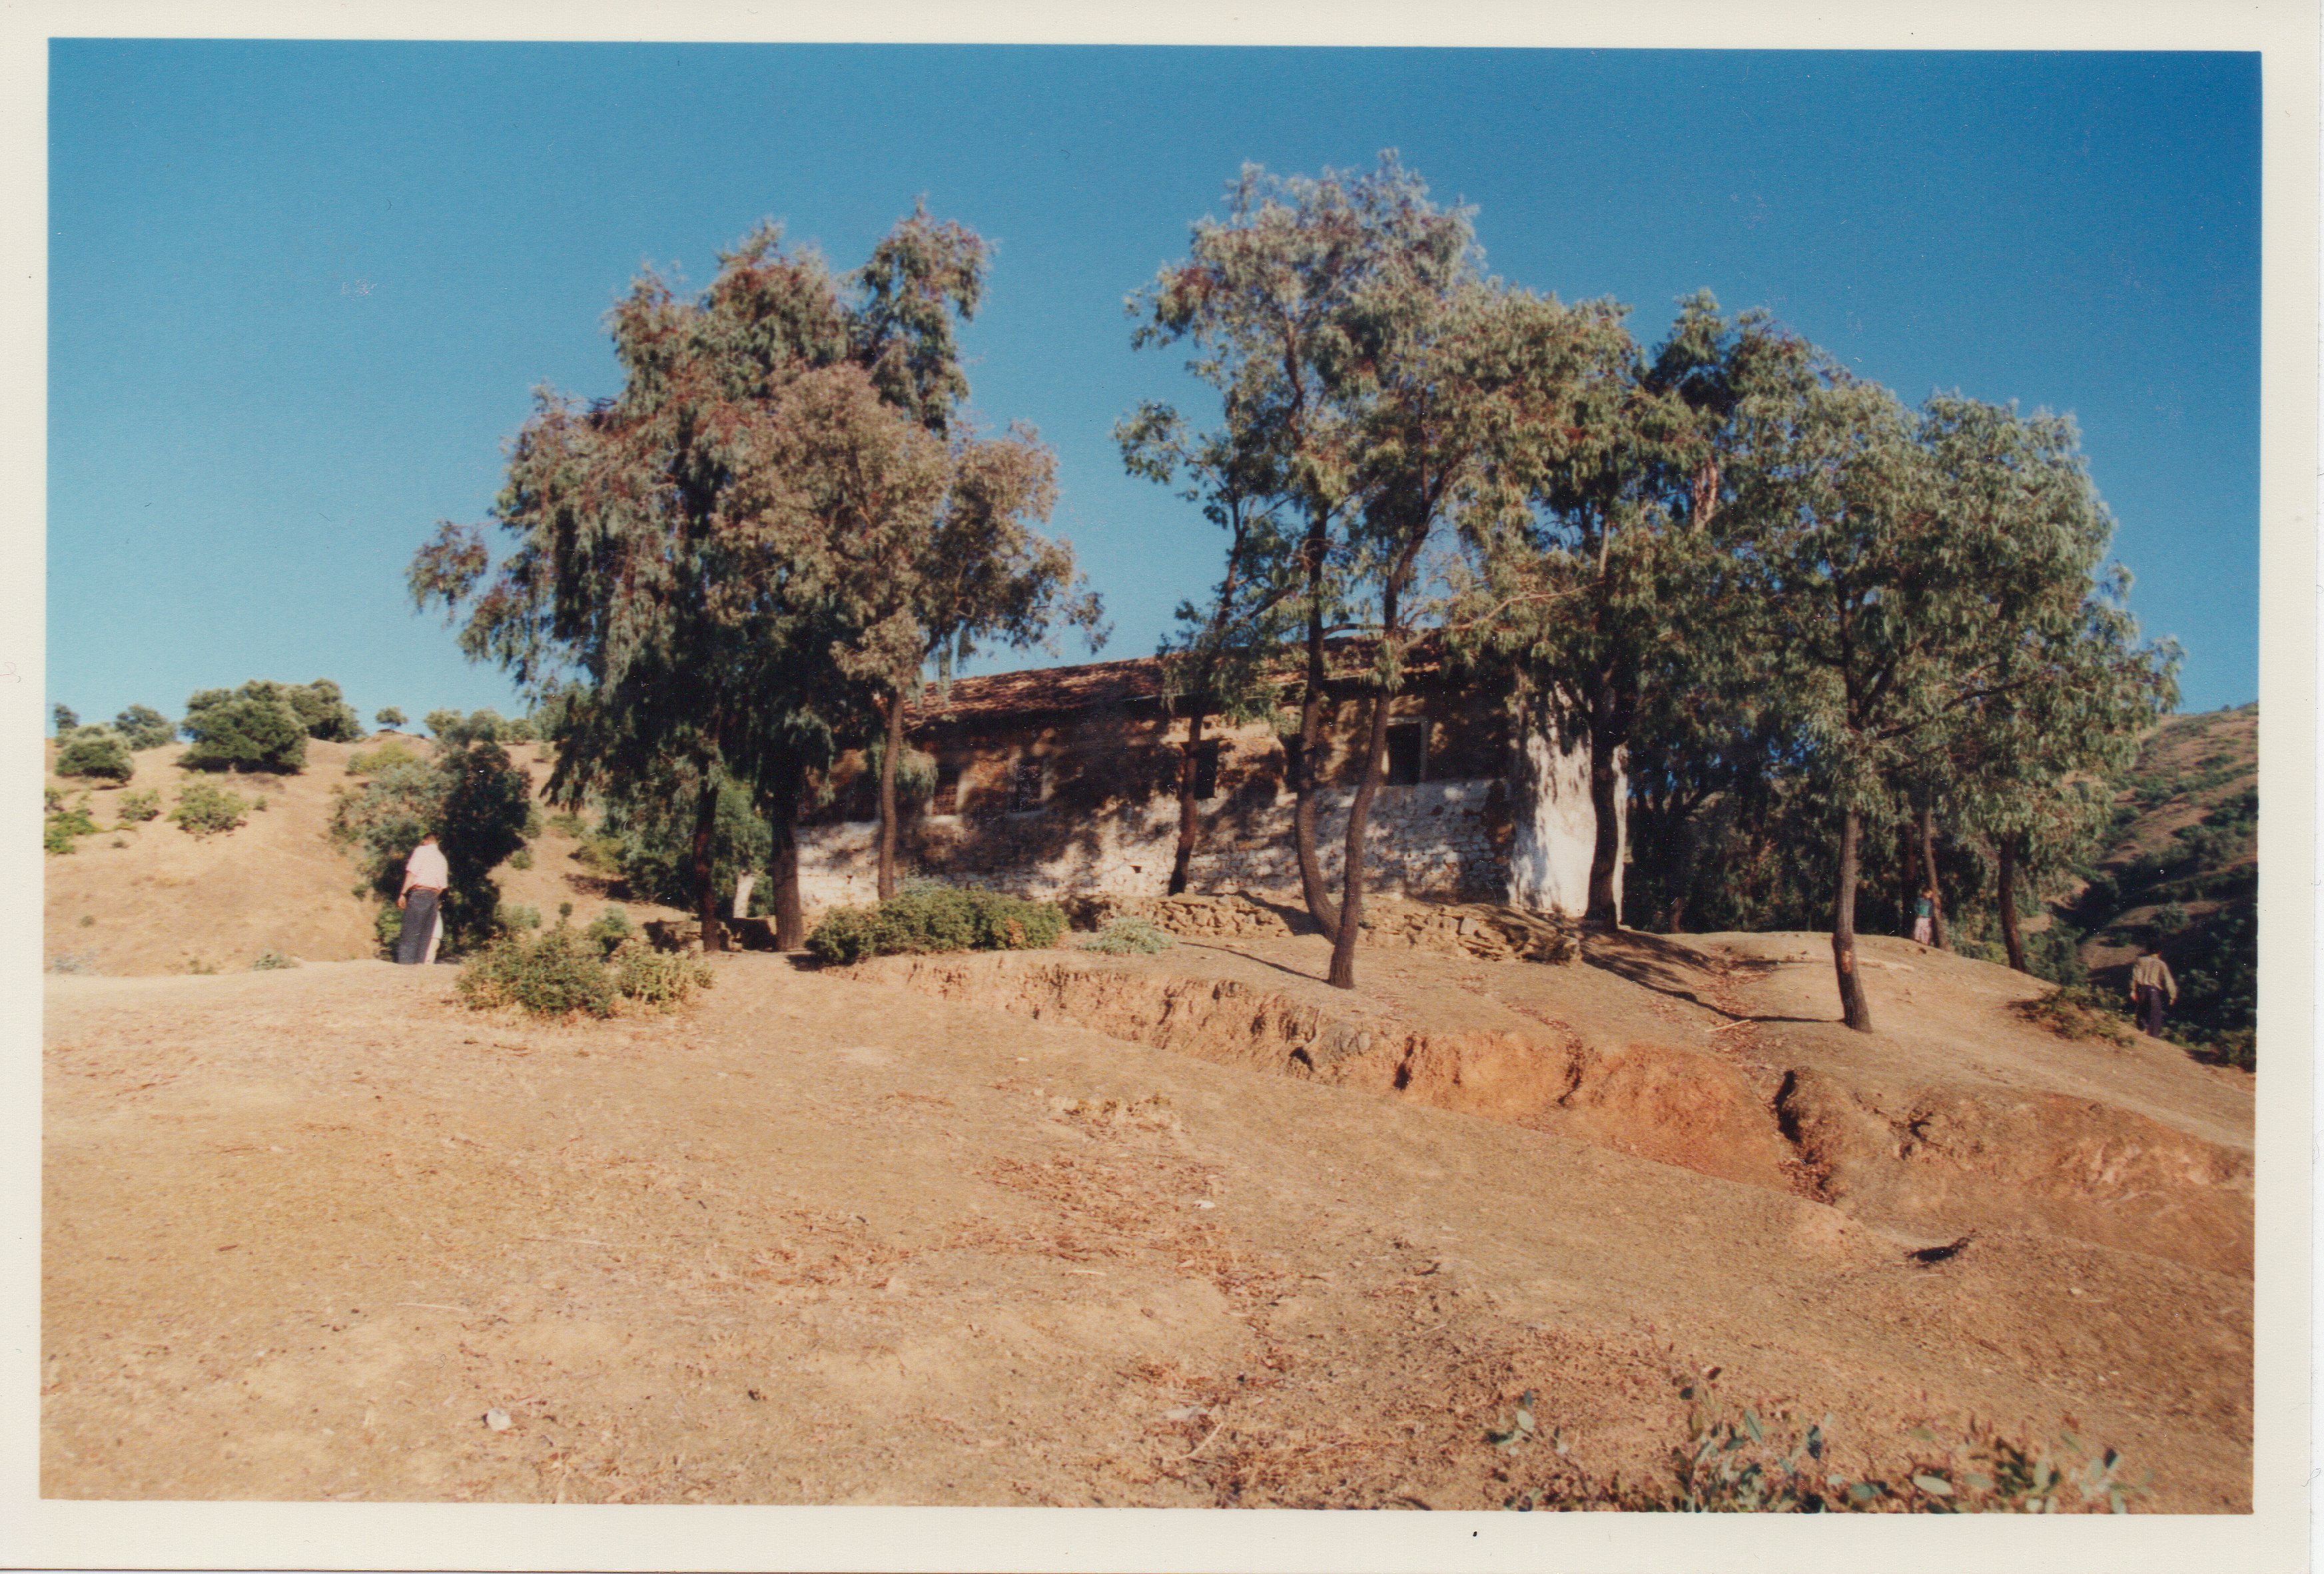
<box><xmin>1293</xmin><ymin>517</ymin><xmax>1339</xmax><ymax>935</ymax></box>
<box><xmin>1328</xmin><ymin>691</ymin><xmax>1393</xmax><ymax>990</ymax></box>
<box><xmin>875</xmin><ymin>691</ymin><xmax>906</xmax><ymax>901</ymax></box>
<box><xmin>1831</xmin><ymin>806</ymin><xmax>1872</xmax><ymax>1032</ymax></box>
<box><xmin>1916</xmin><ymin>802</ymin><xmax>1947</xmax><ymax>949</ymax></box>
<box><xmin>691</xmin><ymin>769</ymin><xmax>725</xmax><ymax>955</ymax></box>
<box><xmin>1997</xmin><ymin>833</ymin><xmax>2027</xmax><ymax>973</ymax></box>
<box><xmin>768</xmin><ymin>763</ymin><xmax>805</xmax><ymax>953</ymax></box>
<box><xmin>1583</xmin><ymin>690</ymin><xmax>1625</xmax><ymax>931</ymax></box>
<box><xmin>1168</xmin><ymin>706</ymin><xmax>1208</xmax><ymax>897</ymax></box>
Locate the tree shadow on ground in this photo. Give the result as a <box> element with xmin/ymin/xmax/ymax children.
<box><xmin>1583</xmin><ymin>929</ymin><xmax>1824</xmax><ymax>1025</ymax></box>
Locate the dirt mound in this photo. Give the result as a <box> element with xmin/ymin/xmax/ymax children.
<box><xmin>865</xmin><ymin>932</ymin><xmax>2251</xmax><ymax>1278</ymax></box>
<box><xmin>41</xmin><ymin>943</ymin><xmax>2253</xmax><ymax>1510</ymax></box>
<box><xmin>1063</xmin><ymin>891</ymin><xmax>1578</xmax><ymax>963</ymax></box>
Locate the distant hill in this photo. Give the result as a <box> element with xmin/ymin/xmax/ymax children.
<box><xmin>2060</xmin><ymin>703</ymin><xmax>2257</xmax><ymax>1065</ymax></box>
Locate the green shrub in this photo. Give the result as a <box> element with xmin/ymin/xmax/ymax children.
<box><xmin>1080</xmin><ymin>917</ymin><xmax>1175</xmax><ymax>955</ymax></box>
<box><xmin>346</xmin><ymin>740</ymin><xmax>422</xmax><ymax>775</ymax></box>
<box><xmin>116</xmin><ymin>789</ymin><xmax>161</xmax><ymax>823</ymax></box>
<box><xmin>508</xmin><ymin>847</ymin><xmax>534</xmax><ymax>871</ymax></box>
<box><xmin>502</xmin><ymin>903</ymin><xmax>543</xmax><ymax>931</ymax></box>
<box><xmin>51</xmin><ymin>703</ymin><xmax>78</xmax><ymax>733</ymax></box>
<box><xmin>609</xmin><ymin>937</ymin><xmax>715</xmax><ymax>1007</ymax></box>
<box><xmin>458</xmin><ymin>927</ymin><xmax>617</xmax><ymax>1017</ymax></box>
<box><xmin>250</xmin><ymin>951</ymin><xmax>299</xmax><ymax>971</ymax></box>
<box><xmin>43</xmin><ymin>786</ymin><xmax>63</xmax><ymax>813</ymax></box>
<box><xmin>583</xmin><ymin>905</ymin><xmax>633</xmax><ymax>956</ymax></box>
<box><xmin>181</xmin><ymin>693</ymin><xmax>308</xmax><ymax>773</ymax></box>
<box><xmin>572</xmin><ymin>833</ymin><xmax>626</xmax><ymax>873</ymax></box>
<box><xmin>374</xmin><ymin>707</ymin><xmax>408</xmax><ymax>729</ymax></box>
<box><xmin>113</xmin><ymin>705</ymin><xmax>177</xmax><ymax>750</ymax></box>
<box><xmin>170</xmin><ymin>783</ymin><xmax>250</xmax><ymax>837</ymax></box>
<box><xmin>44</xmin><ymin>804</ymin><xmax>97</xmax><ymax>854</ymax></box>
<box><xmin>374</xmin><ymin>903</ymin><xmax>404</xmax><ymax>958</ymax></box>
<box><xmin>806</xmin><ymin>883</ymin><xmax>1066</xmax><ymax>965</ymax></box>
<box><xmin>455</xmin><ymin>923</ymin><xmax>712</xmax><ymax>1017</ymax></box>
<box><xmin>2014</xmin><ymin>985</ymin><xmax>2134</xmax><ymax>1047</ymax></box>
<box><xmin>55</xmin><ymin>729</ymin><xmax>135</xmax><ymax>782</ymax></box>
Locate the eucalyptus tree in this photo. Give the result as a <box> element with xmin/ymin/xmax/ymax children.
<box><xmin>830</xmin><ymin>204</ymin><xmax>1104</xmax><ymax>900</ymax></box>
<box><xmin>1131</xmin><ymin>153</ymin><xmax>1471</xmax><ymax>937</ymax></box>
<box><xmin>1119</xmin><ymin>401</ymin><xmax>1300</xmax><ymax>895</ymax></box>
<box><xmin>1730</xmin><ymin>370</ymin><xmax>2160</xmax><ymax>1030</ymax></box>
<box><xmin>412</xmin><ymin>222</ymin><xmax>921</xmax><ymax>952</ymax></box>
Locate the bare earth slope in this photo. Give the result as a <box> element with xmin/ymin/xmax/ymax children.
<box><xmin>43</xmin><ymin>928</ymin><xmax>2252</xmax><ymax>1509</ymax></box>
<box><xmin>44</xmin><ymin>738</ymin><xmax>675</xmax><ymax>976</ymax></box>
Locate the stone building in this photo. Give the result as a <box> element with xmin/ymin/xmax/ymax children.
<box><xmin>796</xmin><ymin>641</ymin><xmax>1615</xmax><ymax>919</ymax></box>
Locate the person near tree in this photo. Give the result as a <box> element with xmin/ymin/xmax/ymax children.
<box><xmin>2128</xmin><ymin>942</ymin><xmax>2177</xmax><ymax>1038</ymax></box>
<box><xmin>396</xmin><ymin>833</ymin><xmax>448</xmax><ymax>965</ymax></box>
<box><xmin>1911</xmin><ymin>887</ymin><xmax>1936</xmax><ymax>947</ymax></box>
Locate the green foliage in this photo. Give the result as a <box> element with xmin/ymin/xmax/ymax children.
<box><xmin>55</xmin><ymin>729</ymin><xmax>135</xmax><ymax>782</ymax></box>
<box><xmin>807</xmin><ymin>883</ymin><xmax>1066</xmax><ymax>965</ymax></box>
<box><xmin>457</xmin><ymin>926</ymin><xmax>618</xmax><ymax>1018</ymax></box>
<box><xmin>428</xmin><ymin>707</ymin><xmax>521</xmax><ymax>746</ymax></box>
<box><xmin>374</xmin><ymin>707</ymin><xmax>408</xmax><ymax>729</ymax></box>
<box><xmin>169</xmin><ymin>783</ymin><xmax>250</xmax><ymax>837</ymax></box>
<box><xmin>424</xmin><ymin>708</ymin><xmax>463</xmax><ymax>740</ymax></box>
<box><xmin>115</xmin><ymin>789</ymin><xmax>161</xmax><ymax>824</ymax></box>
<box><xmin>181</xmin><ymin>690</ymin><xmax>309</xmax><ymax>773</ymax></box>
<box><xmin>45</xmin><ymin>802</ymin><xmax>98</xmax><ymax>854</ymax></box>
<box><xmin>455</xmin><ymin>923</ymin><xmax>713</xmax><ymax>1017</ymax></box>
<box><xmin>250</xmin><ymin>951</ymin><xmax>300</xmax><ymax>971</ymax></box>
<box><xmin>508</xmin><ymin>847</ymin><xmax>534</xmax><ymax>870</ymax></box>
<box><xmin>346</xmin><ymin>740</ymin><xmax>422</xmax><ymax>775</ymax></box>
<box><xmin>44</xmin><ymin>786</ymin><xmax>63</xmax><ymax>813</ymax></box>
<box><xmin>51</xmin><ymin>703</ymin><xmax>77</xmax><ymax>733</ymax></box>
<box><xmin>609</xmin><ymin>937</ymin><xmax>716</xmax><ymax>1007</ymax></box>
<box><xmin>113</xmin><ymin>705</ymin><xmax>176</xmax><ymax>750</ymax></box>
<box><xmin>600</xmin><ymin>772</ymin><xmax>771</xmax><ymax>910</ymax></box>
<box><xmin>501</xmin><ymin>903</ymin><xmax>543</xmax><ymax>931</ymax></box>
<box><xmin>2015</xmin><ymin>985</ymin><xmax>2135</xmax><ymax>1047</ymax></box>
<box><xmin>373</xmin><ymin>903</ymin><xmax>403</xmax><ymax>959</ymax></box>
<box><xmin>330</xmin><ymin>740</ymin><xmax>535</xmax><ymax>953</ymax></box>
<box><xmin>583</xmin><ymin>905</ymin><xmax>633</xmax><ymax>956</ymax></box>
<box><xmin>1080</xmin><ymin>917</ymin><xmax>1176</xmax><ymax>955</ymax></box>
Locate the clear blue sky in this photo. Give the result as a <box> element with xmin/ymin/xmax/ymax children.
<box><xmin>48</xmin><ymin>43</ymin><xmax>2259</xmax><ymax>728</ymax></box>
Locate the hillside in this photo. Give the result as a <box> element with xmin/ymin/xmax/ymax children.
<box><xmin>43</xmin><ymin>735</ymin><xmax>682</xmax><ymax>977</ymax></box>
<box><xmin>43</xmin><ymin>920</ymin><xmax>2251</xmax><ymax>1509</ymax></box>
<box><xmin>2064</xmin><ymin>704</ymin><xmax>2258</xmax><ymax>1062</ymax></box>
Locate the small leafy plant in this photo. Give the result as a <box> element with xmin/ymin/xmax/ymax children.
<box><xmin>250</xmin><ymin>951</ymin><xmax>300</xmax><ymax>971</ymax></box>
<box><xmin>170</xmin><ymin>782</ymin><xmax>250</xmax><ymax>837</ymax></box>
<box><xmin>2016</xmin><ymin>985</ymin><xmax>2135</xmax><ymax>1048</ymax></box>
<box><xmin>807</xmin><ymin>883</ymin><xmax>1066</xmax><ymax>965</ymax></box>
<box><xmin>115</xmin><ymin>789</ymin><xmax>162</xmax><ymax>824</ymax></box>
<box><xmin>1080</xmin><ymin>917</ymin><xmax>1175</xmax><ymax>955</ymax></box>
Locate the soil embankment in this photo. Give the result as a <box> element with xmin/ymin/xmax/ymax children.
<box><xmin>43</xmin><ymin>925</ymin><xmax>2253</xmax><ymax>1509</ymax></box>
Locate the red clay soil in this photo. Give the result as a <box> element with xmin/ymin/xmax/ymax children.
<box><xmin>42</xmin><ymin>926</ymin><xmax>2251</xmax><ymax>1509</ymax></box>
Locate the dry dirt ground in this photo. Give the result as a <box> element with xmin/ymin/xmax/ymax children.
<box><xmin>43</xmin><ymin>923</ymin><xmax>2252</xmax><ymax>1510</ymax></box>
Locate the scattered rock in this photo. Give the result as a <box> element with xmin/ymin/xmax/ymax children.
<box><xmin>483</xmin><ymin>1407</ymin><xmax>512</xmax><ymax>1431</ymax></box>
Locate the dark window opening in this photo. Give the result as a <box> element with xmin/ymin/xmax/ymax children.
<box><xmin>1385</xmin><ymin>723</ymin><xmax>1427</xmax><ymax>787</ymax></box>
<box><xmin>929</xmin><ymin>759</ymin><xmax>962</xmax><ymax>815</ymax></box>
<box><xmin>1193</xmin><ymin>740</ymin><xmax>1222</xmax><ymax>799</ymax></box>
<box><xmin>1009</xmin><ymin>756</ymin><xmax>1044</xmax><ymax>813</ymax></box>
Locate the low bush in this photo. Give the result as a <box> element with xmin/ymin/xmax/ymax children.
<box><xmin>346</xmin><ymin>740</ymin><xmax>422</xmax><ymax>776</ymax></box>
<box><xmin>584</xmin><ymin>905</ymin><xmax>634</xmax><ymax>956</ymax></box>
<box><xmin>806</xmin><ymin>883</ymin><xmax>1066</xmax><ymax>966</ymax></box>
<box><xmin>458</xmin><ymin>926</ymin><xmax>617</xmax><ymax>1017</ymax></box>
<box><xmin>55</xmin><ymin>729</ymin><xmax>135</xmax><ymax>782</ymax></box>
<box><xmin>2015</xmin><ymin>985</ymin><xmax>2135</xmax><ymax>1047</ymax></box>
<box><xmin>501</xmin><ymin>903</ymin><xmax>543</xmax><ymax>931</ymax></box>
<box><xmin>44</xmin><ymin>786</ymin><xmax>63</xmax><ymax>813</ymax></box>
<box><xmin>115</xmin><ymin>789</ymin><xmax>162</xmax><ymax>823</ymax></box>
<box><xmin>44</xmin><ymin>803</ymin><xmax>98</xmax><ymax>855</ymax></box>
<box><xmin>1080</xmin><ymin>917</ymin><xmax>1175</xmax><ymax>955</ymax></box>
<box><xmin>609</xmin><ymin>937</ymin><xmax>715</xmax><ymax>1007</ymax></box>
<box><xmin>508</xmin><ymin>847</ymin><xmax>534</xmax><ymax>871</ymax></box>
<box><xmin>250</xmin><ymin>951</ymin><xmax>299</xmax><ymax>971</ymax></box>
<box><xmin>171</xmin><ymin>783</ymin><xmax>250</xmax><ymax>836</ymax></box>
<box><xmin>113</xmin><ymin>705</ymin><xmax>177</xmax><ymax>751</ymax></box>
<box><xmin>456</xmin><ymin>923</ymin><xmax>713</xmax><ymax>1017</ymax></box>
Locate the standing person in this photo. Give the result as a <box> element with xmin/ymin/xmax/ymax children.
<box><xmin>2128</xmin><ymin>942</ymin><xmax>2177</xmax><ymax>1038</ymax></box>
<box><xmin>1910</xmin><ymin>888</ymin><xmax>1935</xmax><ymax>947</ymax></box>
<box><xmin>396</xmin><ymin>832</ymin><xmax>450</xmax><ymax>965</ymax></box>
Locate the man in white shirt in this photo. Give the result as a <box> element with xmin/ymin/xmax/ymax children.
<box><xmin>396</xmin><ymin>833</ymin><xmax>450</xmax><ymax>965</ymax></box>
